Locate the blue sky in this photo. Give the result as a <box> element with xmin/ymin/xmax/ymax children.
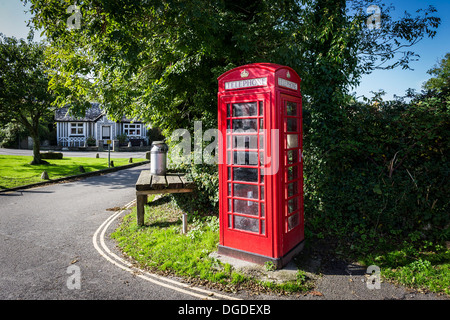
<box><xmin>0</xmin><ymin>0</ymin><xmax>449</xmax><ymax>101</ymax></box>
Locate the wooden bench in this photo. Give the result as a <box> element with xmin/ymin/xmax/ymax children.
<box><xmin>135</xmin><ymin>170</ymin><xmax>195</xmax><ymax>228</ymax></box>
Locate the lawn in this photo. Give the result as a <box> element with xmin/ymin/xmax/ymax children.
<box><xmin>111</xmin><ymin>194</ymin><xmax>314</xmax><ymax>295</ymax></box>
<box><xmin>0</xmin><ymin>154</ymin><xmax>146</xmax><ymax>189</ymax></box>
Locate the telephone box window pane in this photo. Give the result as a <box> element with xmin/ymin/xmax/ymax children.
<box><xmin>227</xmin><ymin>151</ymin><xmax>231</xmax><ymax>164</ymax></box>
<box><xmin>232</xmin><ymin>119</ymin><xmax>257</xmax><ymax>132</ymax></box>
<box><xmin>260</xmin><ymin>168</ymin><xmax>264</xmax><ymax>183</ymax></box>
<box><xmin>227</xmin><ymin>120</ymin><xmax>230</xmax><ymax>129</ymax></box>
<box><xmin>228</xmin><ymin>214</ymin><xmax>232</xmax><ymax>228</ymax></box>
<box><xmin>259</xmin><ymin>101</ymin><xmax>263</xmax><ymax>116</ymax></box>
<box><xmin>259</xmin><ymin>151</ymin><xmax>265</xmax><ymax>165</ymax></box>
<box><xmin>288</xmin><ymin>197</ymin><xmax>299</xmax><ymax>213</ymax></box>
<box><xmin>233</xmin><ymin>184</ymin><xmax>258</xmax><ymax>199</ymax></box>
<box><xmin>233</xmin><ymin>151</ymin><xmax>258</xmax><ymax>166</ymax></box>
<box><xmin>228</xmin><ymin>183</ymin><xmax>232</xmax><ymax>196</ymax></box>
<box><xmin>287</xmin><ymin>134</ymin><xmax>298</xmax><ymax>148</ymax></box>
<box><xmin>259</xmin><ymin>135</ymin><xmax>264</xmax><ymax>150</ymax></box>
<box><xmin>233</xmin><ymin>135</ymin><xmax>257</xmax><ymax>149</ymax></box>
<box><xmin>227</xmin><ymin>167</ymin><xmax>231</xmax><ymax>180</ymax></box>
<box><xmin>261</xmin><ymin>220</ymin><xmax>265</xmax><ymax>235</ymax></box>
<box><xmin>259</xmin><ymin>118</ymin><xmax>264</xmax><ymax>131</ymax></box>
<box><xmin>260</xmin><ymin>203</ymin><xmax>265</xmax><ymax>217</ymax></box>
<box><xmin>260</xmin><ymin>186</ymin><xmax>264</xmax><ymax>200</ymax></box>
<box><xmin>286</xmin><ymin>101</ymin><xmax>297</xmax><ymax>116</ymax></box>
<box><xmin>233</xmin><ymin>167</ymin><xmax>258</xmax><ymax>182</ymax></box>
<box><xmin>228</xmin><ymin>198</ymin><xmax>232</xmax><ymax>212</ymax></box>
<box><xmin>288</xmin><ymin>213</ymin><xmax>300</xmax><ymax>231</ymax></box>
<box><xmin>286</xmin><ymin>118</ymin><xmax>298</xmax><ymax>132</ymax></box>
<box><xmin>288</xmin><ymin>165</ymin><xmax>299</xmax><ymax>181</ymax></box>
<box><xmin>287</xmin><ymin>182</ymin><xmax>299</xmax><ymax>198</ymax></box>
<box><xmin>234</xmin><ymin>215</ymin><xmax>259</xmax><ymax>233</ymax></box>
<box><xmin>287</xmin><ymin>149</ymin><xmax>299</xmax><ymax>164</ymax></box>
<box><xmin>234</xmin><ymin>199</ymin><xmax>259</xmax><ymax>216</ymax></box>
<box><xmin>227</xmin><ymin>104</ymin><xmax>231</xmax><ymax>118</ymax></box>
<box><xmin>233</xmin><ymin>102</ymin><xmax>257</xmax><ymax>117</ymax></box>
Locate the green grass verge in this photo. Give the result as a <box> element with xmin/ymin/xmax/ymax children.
<box><xmin>0</xmin><ymin>155</ymin><xmax>145</xmax><ymax>189</ymax></box>
<box><xmin>111</xmin><ymin>195</ymin><xmax>313</xmax><ymax>295</ymax></box>
<box><xmin>359</xmin><ymin>237</ymin><xmax>450</xmax><ymax>295</ymax></box>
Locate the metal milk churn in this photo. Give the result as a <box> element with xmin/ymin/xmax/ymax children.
<box><xmin>150</xmin><ymin>141</ymin><xmax>169</xmax><ymax>175</ymax></box>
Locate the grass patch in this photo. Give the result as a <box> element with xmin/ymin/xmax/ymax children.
<box><xmin>111</xmin><ymin>195</ymin><xmax>313</xmax><ymax>295</ymax></box>
<box><xmin>0</xmin><ymin>155</ymin><xmax>145</xmax><ymax>189</ymax></box>
<box><xmin>360</xmin><ymin>238</ymin><xmax>450</xmax><ymax>295</ymax></box>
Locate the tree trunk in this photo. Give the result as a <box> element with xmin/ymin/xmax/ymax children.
<box><xmin>29</xmin><ymin>126</ymin><xmax>48</xmax><ymax>165</ymax></box>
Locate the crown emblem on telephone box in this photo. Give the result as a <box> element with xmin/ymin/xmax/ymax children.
<box><xmin>240</xmin><ymin>69</ymin><xmax>249</xmax><ymax>78</ymax></box>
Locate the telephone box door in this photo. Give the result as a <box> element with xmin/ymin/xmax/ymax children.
<box><xmin>219</xmin><ymin>94</ymin><xmax>274</xmax><ymax>257</ymax></box>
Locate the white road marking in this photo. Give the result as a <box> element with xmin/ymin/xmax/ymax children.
<box><xmin>93</xmin><ymin>200</ymin><xmax>240</xmax><ymax>300</ymax></box>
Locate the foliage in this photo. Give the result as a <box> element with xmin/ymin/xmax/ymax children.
<box><xmin>0</xmin><ymin>33</ymin><xmax>56</xmax><ymax>164</ymax></box>
<box><xmin>303</xmin><ymin>91</ymin><xmax>449</xmax><ymax>245</ymax></box>
<box><xmin>25</xmin><ymin>0</ymin><xmax>440</xmax><ymax>135</ymax></box>
<box><xmin>423</xmin><ymin>52</ymin><xmax>450</xmax><ymax>97</ymax></box>
<box><xmin>169</xmin><ymin>156</ymin><xmax>220</xmax><ymax>216</ymax></box>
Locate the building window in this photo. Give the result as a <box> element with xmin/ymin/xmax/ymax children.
<box><xmin>124</xmin><ymin>124</ymin><xmax>141</xmax><ymax>137</ymax></box>
<box><xmin>70</xmin><ymin>123</ymin><xmax>84</xmax><ymax>136</ymax></box>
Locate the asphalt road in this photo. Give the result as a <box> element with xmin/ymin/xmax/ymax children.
<box><xmin>0</xmin><ymin>157</ymin><xmax>447</xmax><ymax>304</ymax></box>
<box><xmin>0</xmin><ymin>164</ymin><xmax>238</xmax><ymax>301</ymax></box>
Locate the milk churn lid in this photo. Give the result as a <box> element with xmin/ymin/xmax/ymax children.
<box><xmin>151</xmin><ymin>141</ymin><xmax>169</xmax><ymax>152</ymax></box>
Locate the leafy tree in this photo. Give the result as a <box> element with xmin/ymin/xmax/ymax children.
<box><xmin>0</xmin><ymin>34</ymin><xmax>56</xmax><ymax>164</ymax></box>
<box><xmin>423</xmin><ymin>52</ymin><xmax>450</xmax><ymax>97</ymax></box>
<box><xmin>24</xmin><ymin>0</ymin><xmax>442</xmax><ymax>220</ymax></box>
<box><xmin>24</xmin><ymin>0</ymin><xmax>440</xmax><ymax>133</ymax></box>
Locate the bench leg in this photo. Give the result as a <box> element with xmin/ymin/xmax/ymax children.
<box><xmin>136</xmin><ymin>194</ymin><xmax>147</xmax><ymax>226</ymax></box>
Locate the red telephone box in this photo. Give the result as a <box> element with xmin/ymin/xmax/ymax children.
<box><xmin>217</xmin><ymin>63</ymin><xmax>304</xmax><ymax>268</ymax></box>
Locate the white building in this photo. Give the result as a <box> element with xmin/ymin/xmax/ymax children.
<box><xmin>55</xmin><ymin>103</ymin><xmax>149</xmax><ymax>147</ymax></box>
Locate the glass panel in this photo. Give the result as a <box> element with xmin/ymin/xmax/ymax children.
<box><xmin>259</xmin><ymin>151</ymin><xmax>264</xmax><ymax>165</ymax></box>
<box><xmin>287</xmin><ymin>182</ymin><xmax>299</xmax><ymax>198</ymax></box>
<box><xmin>260</xmin><ymin>168</ymin><xmax>264</xmax><ymax>183</ymax></box>
<box><xmin>228</xmin><ymin>198</ymin><xmax>232</xmax><ymax>212</ymax></box>
<box><xmin>227</xmin><ymin>104</ymin><xmax>231</xmax><ymax>118</ymax></box>
<box><xmin>260</xmin><ymin>186</ymin><xmax>264</xmax><ymax>200</ymax></box>
<box><xmin>286</xmin><ymin>118</ymin><xmax>298</xmax><ymax>132</ymax></box>
<box><xmin>233</xmin><ymin>151</ymin><xmax>258</xmax><ymax>166</ymax></box>
<box><xmin>234</xmin><ymin>199</ymin><xmax>259</xmax><ymax>216</ymax></box>
<box><xmin>228</xmin><ymin>183</ymin><xmax>232</xmax><ymax>196</ymax></box>
<box><xmin>228</xmin><ymin>214</ymin><xmax>232</xmax><ymax>228</ymax></box>
<box><xmin>287</xmin><ymin>149</ymin><xmax>299</xmax><ymax>164</ymax></box>
<box><xmin>232</xmin><ymin>119</ymin><xmax>257</xmax><ymax>132</ymax></box>
<box><xmin>260</xmin><ymin>203</ymin><xmax>265</xmax><ymax>217</ymax></box>
<box><xmin>233</xmin><ymin>184</ymin><xmax>258</xmax><ymax>199</ymax></box>
<box><xmin>259</xmin><ymin>101</ymin><xmax>263</xmax><ymax>116</ymax></box>
<box><xmin>288</xmin><ymin>165</ymin><xmax>299</xmax><ymax>181</ymax></box>
<box><xmin>287</xmin><ymin>134</ymin><xmax>298</xmax><ymax>148</ymax></box>
<box><xmin>227</xmin><ymin>151</ymin><xmax>231</xmax><ymax>164</ymax></box>
<box><xmin>259</xmin><ymin>135</ymin><xmax>264</xmax><ymax>150</ymax></box>
<box><xmin>234</xmin><ymin>215</ymin><xmax>259</xmax><ymax>233</ymax></box>
<box><xmin>259</xmin><ymin>118</ymin><xmax>263</xmax><ymax>131</ymax></box>
<box><xmin>286</xmin><ymin>101</ymin><xmax>297</xmax><ymax>116</ymax></box>
<box><xmin>227</xmin><ymin>167</ymin><xmax>231</xmax><ymax>180</ymax></box>
<box><xmin>227</xmin><ymin>120</ymin><xmax>230</xmax><ymax>129</ymax></box>
<box><xmin>233</xmin><ymin>167</ymin><xmax>258</xmax><ymax>182</ymax></box>
<box><xmin>233</xmin><ymin>135</ymin><xmax>257</xmax><ymax>149</ymax></box>
<box><xmin>288</xmin><ymin>213</ymin><xmax>299</xmax><ymax>231</ymax></box>
<box><xmin>232</xmin><ymin>102</ymin><xmax>257</xmax><ymax>117</ymax></box>
<box><xmin>288</xmin><ymin>197</ymin><xmax>299</xmax><ymax>213</ymax></box>
<box><xmin>261</xmin><ymin>220</ymin><xmax>265</xmax><ymax>235</ymax></box>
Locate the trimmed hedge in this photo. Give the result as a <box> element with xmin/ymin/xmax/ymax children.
<box><xmin>40</xmin><ymin>152</ymin><xmax>63</xmax><ymax>159</ymax></box>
